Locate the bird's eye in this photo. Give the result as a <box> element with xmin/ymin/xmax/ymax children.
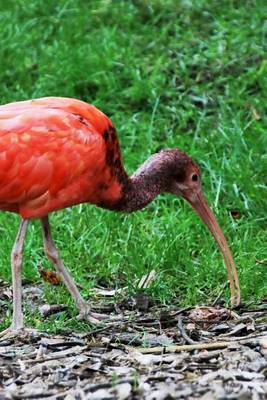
<box><xmin>191</xmin><ymin>173</ymin><xmax>198</xmax><ymax>182</ymax></box>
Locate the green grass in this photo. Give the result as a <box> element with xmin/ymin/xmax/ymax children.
<box><xmin>0</xmin><ymin>0</ymin><xmax>266</xmax><ymax>331</ymax></box>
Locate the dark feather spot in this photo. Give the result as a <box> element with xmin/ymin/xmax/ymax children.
<box><xmin>72</xmin><ymin>113</ymin><xmax>90</xmax><ymax>128</ymax></box>
<box><xmin>114</xmin><ymin>158</ymin><xmax>121</xmax><ymax>168</ymax></box>
<box><xmin>106</xmin><ymin>147</ymin><xmax>115</xmax><ymax>167</ymax></box>
<box><xmin>103</xmin><ymin>130</ymin><xmax>109</xmax><ymax>141</ymax></box>
<box><xmin>109</xmin><ymin>126</ymin><xmax>116</xmax><ymax>141</ymax></box>
<box><xmin>97</xmin><ymin>182</ymin><xmax>109</xmax><ymax>191</ymax></box>
<box><xmin>103</xmin><ymin>125</ymin><xmax>128</xmax><ymax>185</ymax></box>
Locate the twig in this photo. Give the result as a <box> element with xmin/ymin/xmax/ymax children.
<box><xmin>129</xmin><ymin>335</ymin><xmax>265</xmax><ymax>354</ymax></box>
<box><xmin>129</xmin><ymin>341</ymin><xmax>231</xmax><ymax>354</ymax></box>
<box><xmin>217</xmin><ymin>331</ymin><xmax>267</xmax><ymax>342</ymax></box>
<box><xmin>25</xmin><ymin>345</ymin><xmax>87</xmax><ymax>364</ymax></box>
<box><xmin>177</xmin><ymin>316</ymin><xmax>197</xmax><ymax>344</ymax></box>
<box><xmin>39</xmin><ymin>304</ymin><xmax>68</xmax><ymax>318</ymax></box>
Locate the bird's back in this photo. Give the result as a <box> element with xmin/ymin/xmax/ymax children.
<box><xmin>0</xmin><ymin>97</ymin><xmax>127</xmax><ymax>218</ymax></box>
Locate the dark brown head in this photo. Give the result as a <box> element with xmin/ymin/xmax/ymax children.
<box><xmin>160</xmin><ymin>149</ymin><xmax>201</xmax><ymax>200</ymax></box>
<box><xmin>134</xmin><ymin>148</ymin><xmax>201</xmax><ymax>199</ymax></box>
<box><xmin>132</xmin><ymin>148</ymin><xmax>240</xmax><ymax>307</ymax></box>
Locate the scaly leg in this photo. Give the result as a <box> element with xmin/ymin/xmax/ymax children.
<box><xmin>41</xmin><ymin>216</ymin><xmax>107</xmax><ymax>323</ymax></box>
<box><xmin>11</xmin><ymin>219</ymin><xmax>29</xmax><ymax>330</ymax></box>
<box><xmin>0</xmin><ymin>219</ymin><xmax>29</xmax><ymax>338</ymax></box>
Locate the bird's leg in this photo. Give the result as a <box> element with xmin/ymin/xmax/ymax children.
<box><xmin>11</xmin><ymin>219</ymin><xmax>29</xmax><ymax>330</ymax></box>
<box><xmin>41</xmin><ymin>216</ymin><xmax>107</xmax><ymax>324</ymax></box>
<box><xmin>0</xmin><ymin>219</ymin><xmax>29</xmax><ymax>338</ymax></box>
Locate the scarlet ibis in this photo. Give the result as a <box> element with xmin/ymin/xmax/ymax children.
<box><xmin>0</xmin><ymin>97</ymin><xmax>240</xmax><ymax>334</ymax></box>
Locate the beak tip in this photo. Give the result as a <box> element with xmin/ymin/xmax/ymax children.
<box><xmin>188</xmin><ymin>191</ymin><xmax>242</xmax><ymax>308</ymax></box>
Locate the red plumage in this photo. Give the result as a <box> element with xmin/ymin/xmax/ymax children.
<box><xmin>0</xmin><ymin>97</ymin><xmax>125</xmax><ymax>218</ymax></box>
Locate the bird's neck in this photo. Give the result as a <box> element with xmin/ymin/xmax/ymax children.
<box><xmin>114</xmin><ymin>175</ymin><xmax>160</xmax><ymax>212</ymax></box>
<box><xmin>110</xmin><ymin>157</ymin><xmax>167</xmax><ymax>212</ymax></box>
<box><xmin>98</xmin><ymin>152</ymin><xmax>171</xmax><ymax>212</ymax></box>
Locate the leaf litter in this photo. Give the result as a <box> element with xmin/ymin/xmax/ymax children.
<box><xmin>0</xmin><ymin>281</ymin><xmax>266</xmax><ymax>399</ymax></box>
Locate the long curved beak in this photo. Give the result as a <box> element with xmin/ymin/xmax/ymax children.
<box><xmin>183</xmin><ymin>190</ymin><xmax>241</xmax><ymax>307</ymax></box>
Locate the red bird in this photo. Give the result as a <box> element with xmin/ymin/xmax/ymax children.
<box><xmin>0</xmin><ymin>97</ymin><xmax>240</xmax><ymax>335</ymax></box>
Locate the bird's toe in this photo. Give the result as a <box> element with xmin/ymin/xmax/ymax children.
<box><xmin>77</xmin><ymin>306</ymin><xmax>109</xmax><ymax>324</ymax></box>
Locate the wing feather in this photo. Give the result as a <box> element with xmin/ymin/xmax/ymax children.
<box><xmin>0</xmin><ymin>97</ymin><xmax>110</xmax><ymax>214</ymax></box>
<box><xmin>0</xmin><ymin>97</ymin><xmax>125</xmax><ymax>218</ymax></box>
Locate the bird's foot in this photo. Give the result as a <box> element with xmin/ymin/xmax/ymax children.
<box><xmin>77</xmin><ymin>305</ymin><xmax>109</xmax><ymax>324</ymax></box>
<box><xmin>0</xmin><ymin>326</ymin><xmax>41</xmax><ymax>343</ymax></box>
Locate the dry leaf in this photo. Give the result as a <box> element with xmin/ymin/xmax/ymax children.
<box><xmin>38</xmin><ymin>264</ymin><xmax>61</xmax><ymax>285</ymax></box>
<box><xmin>189</xmin><ymin>306</ymin><xmax>231</xmax><ymax>322</ymax></box>
<box><xmin>229</xmin><ymin>209</ymin><xmax>242</xmax><ymax>219</ymax></box>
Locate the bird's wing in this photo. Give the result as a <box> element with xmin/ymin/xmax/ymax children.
<box><xmin>0</xmin><ymin>96</ymin><xmax>112</xmax><ymax>141</ymax></box>
<box><xmin>0</xmin><ymin>98</ymin><xmax>114</xmax><ymax>213</ymax></box>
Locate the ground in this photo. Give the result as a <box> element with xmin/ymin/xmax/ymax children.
<box><xmin>0</xmin><ymin>284</ymin><xmax>266</xmax><ymax>399</ymax></box>
<box><xmin>0</xmin><ymin>1</ymin><xmax>266</xmax><ymax>398</ymax></box>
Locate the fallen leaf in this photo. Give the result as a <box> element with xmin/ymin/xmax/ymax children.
<box><xmin>189</xmin><ymin>306</ymin><xmax>231</xmax><ymax>322</ymax></box>
<box><xmin>229</xmin><ymin>209</ymin><xmax>242</xmax><ymax>219</ymax></box>
<box><xmin>38</xmin><ymin>265</ymin><xmax>61</xmax><ymax>285</ymax></box>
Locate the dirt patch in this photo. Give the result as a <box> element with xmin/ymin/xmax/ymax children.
<box><xmin>0</xmin><ymin>298</ymin><xmax>266</xmax><ymax>399</ymax></box>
